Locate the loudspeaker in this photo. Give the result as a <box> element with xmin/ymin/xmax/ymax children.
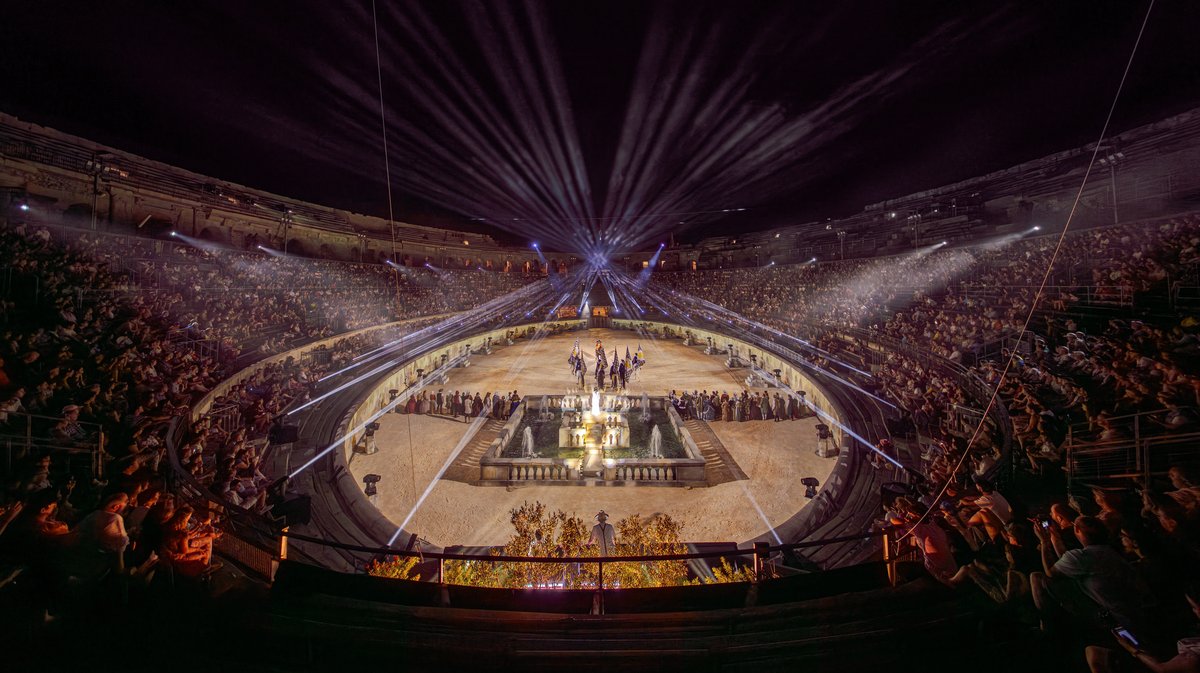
<box><xmin>270</xmin><ymin>495</ymin><xmax>311</xmax><ymax>527</ymax></box>
<box><xmin>880</xmin><ymin>482</ymin><xmax>915</xmax><ymax>509</ymax></box>
<box><xmin>269</xmin><ymin>424</ymin><xmax>300</xmax><ymax>444</ymax></box>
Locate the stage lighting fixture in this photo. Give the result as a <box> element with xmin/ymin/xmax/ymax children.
<box><xmin>170</xmin><ymin>231</ymin><xmax>178</xmax><ymax>237</ymax></box>
<box><xmin>532</xmin><ymin>242</ymin><xmax>539</xmax><ymax>249</ymax></box>
<box><xmin>363</xmin><ymin>474</ymin><xmax>381</xmax><ymax>502</ymax></box>
<box><xmin>941</xmin><ymin>240</ymin><xmax>948</xmax><ymax>245</ymax></box>
<box><xmin>802</xmin><ymin>477</ymin><xmax>820</xmax><ymax>499</ymax></box>
<box><xmin>1033</xmin><ymin>225</ymin><xmax>1041</xmax><ymax>231</ymax></box>
<box><xmin>364</xmin><ymin>421</ymin><xmax>381</xmax><ymax>437</ymax></box>
<box><xmin>18</xmin><ymin>203</ymin><xmax>29</xmax><ymax>212</ymax></box>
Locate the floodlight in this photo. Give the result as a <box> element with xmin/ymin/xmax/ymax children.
<box><xmin>802</xmin><ymin>477</ymin><xmax>820</xmax><ymax>499</ymax></box>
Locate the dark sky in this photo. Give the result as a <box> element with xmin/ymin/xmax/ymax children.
<box><xmin>2</xmin><ymin>1</ymin><xmax>1198</xmax><ymax>250</ymax></box>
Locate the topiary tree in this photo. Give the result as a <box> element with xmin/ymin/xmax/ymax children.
<box><xmin>369</xmin><ymin>501</ymin><xmax>750</xmax><ymax>589</ymax></box>
<box><xmin>366</xmin><ymin>554</ymin><xmax>421</xmax><ymax>580</ymax></box>
<box><xmin>607</xmin><ymin>512</ymin><xmax>689</xmax><ymax>588</ymax></box>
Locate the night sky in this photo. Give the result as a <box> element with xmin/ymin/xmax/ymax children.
<box><xmin>3</xmin><ymin>1</ymin><xmax>1198</xmax><ymax>249</ymax></box>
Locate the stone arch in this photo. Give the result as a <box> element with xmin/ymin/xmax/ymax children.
<box><xmin>285</xmin><ymin>238</ymin><xmax>308</xmax><ymax>256</ymax></box>
<box><xmin>198</xmin><ymin>227</ymin><xmax>228</xmax><ymax>244</ymax></box>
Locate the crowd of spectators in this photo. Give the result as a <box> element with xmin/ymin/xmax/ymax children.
<box><xmin>3</xmin><ymin>202</ymin><xmax>1200</xmax><ymax>665</ymax></box>
<box><xmin>656</xmin><ymin>212</ymin><xmax>1200</xmax><ymax>670</ymax></box>
<box><xmin>0</xmin><ymin>221</ymin><xmax>539</xmax><ymax>614</ymax></box>
<box><xmin>658</xmin><ymin>213</ymin><xmax>1200</xmax><ymax>469</ymax></box>
<box><xmin>77</xmin><ymin>232</ymin><xmax>532</xmax><ymax>351</ymax></box>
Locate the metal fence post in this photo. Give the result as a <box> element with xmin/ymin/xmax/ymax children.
<box><xmin>597</xmin><ymin>559</ymin><xmax>605</xmax><ymax>615</ymax></box>
<box><xmin>883</xmin><ymin>530</ymin><xmax>896</xmax><ymax>588</ymax></box>
<box><xmin>753</xmin><ymin>541</ymin><xmax>768</xmax><ymax>581</ymax></box>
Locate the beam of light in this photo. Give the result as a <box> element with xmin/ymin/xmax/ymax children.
<box><xmin>623</xmin><ymin>272</ymin><xmax>880</xmax><ymax>382</ymax></box>
<box><xmin>170</xmin><ymin>231</ymin><xmax>229</xmax><ymax>254</ymax></box>
<box><xmin>591</xmin><ymin>8</ymin><xmax>996</xmax><ymax>253</ymax></box>
<box><xmin>223</xmin><ymin>3</ymin><xmax>1002</xmax><ymax>256</ymax></box>
<box><xmin>753</xmin><ymin>368</ymin><xmax>904</xmax><ymax>470</ymax></box>
<box><xmin>287</xmin><ymin>354</ymin><xmax>464</xmax><ymax>479</ymax></box>
<box><xmin>635</xmin><ymin>242</ymin><xmax>666</xmax><ymax>288</ymax></box>
<box><xmin>910</xmin><ymin>240</ymin><xmax>948</xmax><ymax>259</ymax></box>
<box><xmin>256</xmin><ymin>244</ymin><xmax>287</xmax><ymax>258</ymax></box>
<box><xmin>385</xmin><ymin>279</ymin><xmax>588</xmax><ymax>545</ymax></box>
<box><xmin>738</xmin><ymin>481</ymin><xmax>783</xmax><ymax>545</ymax></box>
<box><xmin>308</xmin><ymin>275</ymin><xmax>571</xmax><ymax>405</ymax></box>
<box><xmin>385</xmin><ymin>259</ymin><xmax>416</xmax><ymax>277</ymax></box>
<box><xmin>387</xmin><ymin>411</ymin><xmax>493</xmax><ymax>545</ymax></box>
<box><xmin>341</xmin><ymin>277</ymin><xmax>553</xmax><ymax>372</ymax></box>
<box><xmin>615</xmin><ymin>273</ymin><xmax>900</xmax><ymax>411</ymax></box>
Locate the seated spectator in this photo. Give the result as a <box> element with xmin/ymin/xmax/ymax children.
<box><xmin>1032</xmin><ymin>515</ymin><xmax>1146</xmax><ymax>632</ymax></box>
<box><xmin>956</xmin><ymin>479</ymin><xmax>1013</xmax><ymax>543</ymax></box>
<box><xmin>72</xmin><ymin>492</ymin><xmax>130</xmax><ymax>571</ymax></box>
<box><xmin>903</xmin><ymin>507</ymin><xmax>959</xmax><ymax>585</ymax></box>
<box><xmin>1093</xmin><ymin>487</ymin><xmax>1130</xmax><ymax>539</ymax></box>
<box><xmin>159</xmin><ymin>505</ymin><xmax>222</xmax><ymax>579</ymax></box>
<box><xmin>50</xmin><ymin>404</ymin><xmax>90</xmax><ymax>445</ymax></box>
<box><xmin>1165</xmin><ymin>466</ymin><xmax>1200</xmax><ymax>521</ymax></box>
<box><xmin>1085</xmin><ymin>581</ymin><xmax>1200</xmax><ymax>673</ymax></box>
<box><xmin>1049</xmin><ymin>502</ymin><xmax>1083</xmax><ymax>550</ymax></box>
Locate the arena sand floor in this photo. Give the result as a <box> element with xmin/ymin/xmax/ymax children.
<box><xmin>346</xmin><ymin>329</ymin><xmax>837</xmax><ymax>547</ymax></box>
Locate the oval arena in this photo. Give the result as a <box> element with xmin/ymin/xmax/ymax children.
<box><xmin>3</xmin><ymin>4</ymin><xmax>1200</xmax><ymax>672</ymax></box>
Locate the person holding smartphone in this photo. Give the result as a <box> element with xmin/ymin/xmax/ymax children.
<box><xmin>1085</xmin><ymin>582</ymin><xmax>1200</xmax><ymax>673</ymax></box>
<box><xmin>1031</xmin><ymin>515</ymin><xmax>1145</xmax><ymax>634</ymax></box>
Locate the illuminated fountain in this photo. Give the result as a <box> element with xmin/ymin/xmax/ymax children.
<box><xmin>522</xmin><ymin>426</ymin><xmax>536</xmax><ymax>458</ymax></box>
<box><xmin>562</xmin><ymin>388</ymin><xmax>630</xmax><ymax>455</ymax></box>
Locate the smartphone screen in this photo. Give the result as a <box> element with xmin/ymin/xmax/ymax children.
<box><xmin>1114</xmin><ymin>628</ymin><xmax>1138</xmax><ymax>647</ymax></box>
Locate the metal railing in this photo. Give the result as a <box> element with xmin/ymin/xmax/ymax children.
<box><xmin>279</xmin><ymin>527</ymin><xmax>898</xmax><ymax>612</ymax></box>
<box><xmin>1064</xmin><ymin>408</ymin><xmax>1200</xmax><ymax>488</ymax></box>
<box><xmin>0</xmin><ymin>411</ymin><xmax>107</xmax><ymax>482</ymax></box>
<box><xmin>960</xmin><ymin>284</ymin><xmax>1135</xmax><ymax>309</ymax></box>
